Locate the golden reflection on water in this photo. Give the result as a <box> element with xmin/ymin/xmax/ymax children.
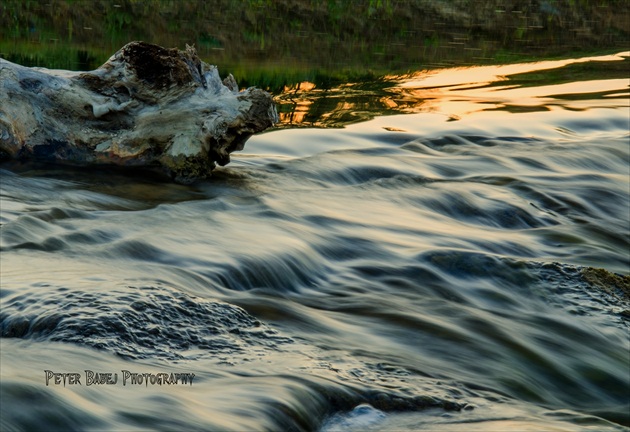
<box><xmin>396</xmin><ymin>52</ymin><xmax>630</xmax><ymax>89</ymax></box>
<box><xmin>275</xmin><ymin>51</ymin><xmax>630</xmax><ymax>128</ymax></box>
<box><xmin>278</xmin><ymin>99</ymin><xmax>313</xmax><ymax>125</ymax></box>
<box><xmin>396</xmin><ymin>78</ymin><xmax>630</xmax><ymax>117</ymax></box>
<box><xmin>278</xmin><ymin>81</ymin><xmax>317</xmax><ymax>125</ymax></box>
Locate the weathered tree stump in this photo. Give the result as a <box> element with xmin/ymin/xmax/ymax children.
<box><xmin>0</xmin><ymin>41</ymin><xmax>277</xmax><ymax>182</ymax></box>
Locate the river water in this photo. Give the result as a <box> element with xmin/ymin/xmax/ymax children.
<box><xmin>1</xmin><ymin>52</ymin><xmax>629</xmax><ymax>431</ymax></box>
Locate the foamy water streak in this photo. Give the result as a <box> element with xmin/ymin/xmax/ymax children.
<box><xmin>1</xmin><ymin>54</ymin><xmax>628</xmax><ymax>431</ymax></box>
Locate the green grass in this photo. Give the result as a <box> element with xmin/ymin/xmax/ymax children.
<box><xmin>1</xmin><ymin>0</ymin><xmax>627</xmax><ymax>89</ymax></box>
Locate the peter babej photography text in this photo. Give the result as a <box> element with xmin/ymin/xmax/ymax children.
<box><xmin>44</xmin><ymin>370</ymin><xmax>195</xmax><ymax>387</ymax></box>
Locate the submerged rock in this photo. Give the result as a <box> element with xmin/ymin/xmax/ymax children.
<box><xmin>581</xmin><ymin>267</ymin><xmax>630</xmax><ymax>301</ymax></box>
<box><xmin>0</xmin><ymin>284</ymin><xmax>293</xmax><ymax>360</ymax></box>
<box><xmin>321</xmin><ymin>403</ymin><xmax>386</xmax><ymax>432</ymax></box>
<box><xmin>0</xmin><ymin>41</ymin><xmax>277</xmax><ymax>182</ymax></box>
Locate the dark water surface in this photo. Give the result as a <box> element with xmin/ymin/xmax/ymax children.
<box><xmin>1</xmin><ymin>52</ymin><xmax>629</xmax><ymax>431</ymax></box>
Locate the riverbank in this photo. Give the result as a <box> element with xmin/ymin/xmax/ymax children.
<box><xmin>1</xmin><ymin>0</ymin><xmax>628</xmax><ymax>83</ymax></box>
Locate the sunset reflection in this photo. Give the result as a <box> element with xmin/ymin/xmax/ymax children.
<box><xmin>274</xmin><ymin>51</ymin><xmax>630</xmax><ymax>128</ymax></box>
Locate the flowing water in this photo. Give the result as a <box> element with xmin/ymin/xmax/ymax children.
<box><xmin>1</xmin><ymin>52</ymin><xmax>629</xmax><ymax>431</ymax></box>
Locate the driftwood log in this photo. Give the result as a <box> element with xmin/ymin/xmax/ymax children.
<box><xmin>0</xmin><ymin>41</ymin><xmax>277</xmax><ymax>182</ymax></box>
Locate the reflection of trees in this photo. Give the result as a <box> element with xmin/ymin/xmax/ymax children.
<box><xmin>274</xmin><ymin>79</ymin><xmax>436</xmax><ymax>128</ymax></box>
<box><xmin>1</xmin><ymin>48</ymin><xmax>100</xmax><ymax>70</ymax></box>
